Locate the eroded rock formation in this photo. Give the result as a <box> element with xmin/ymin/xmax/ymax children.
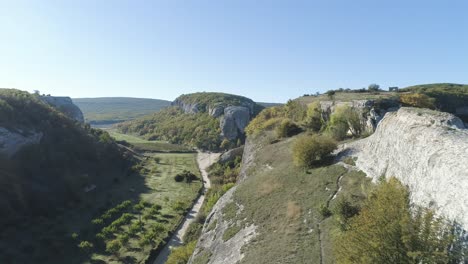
<box><xmin>344</xmin><ymin>107</ymin><xmax>468</xmax><ymax>228</ymax></box>
<box><xmin>40</xmin><ymin>96</ymin><xmax>84</xmax><ymax>122</ymax></box>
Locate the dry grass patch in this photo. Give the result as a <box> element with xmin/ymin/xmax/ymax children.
<box><xmin>286</xmin><ymin>201</ymin><xmax>302</xmax><ymax>220</ymax></box>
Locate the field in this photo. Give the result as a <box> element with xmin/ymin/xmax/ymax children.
<box><xmin>1</xmin><ymin>148</ymin><xmax>201</xmax><ymax>264</ymax></box>
<box><xmin>108</xmin><ymin>130</ymin><xmax>194</xmax><ymax>153</ymax></box>
<box><xmin>72</xmin><ymin>97</ymin><xmax>171</xmax><ymax>125</ymax></box>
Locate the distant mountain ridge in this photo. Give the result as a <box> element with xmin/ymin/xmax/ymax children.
<box><xmin>73</xmin><ymin>97</ymin><xmax>171</xmax><ymax>125</ymax></box>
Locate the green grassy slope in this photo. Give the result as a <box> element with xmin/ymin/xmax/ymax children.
<box><xmin>72</xmin><ymin>97</ymin><xmax>171</xmax><ymax>124</ymax></box>
<box><xmin>296</xmin><ymin>91</ymin><xmax>399</xmax><ymax>105</ymax></box>
<box><xmin>216</xmin><ymin>132</ymin><xmax>372</xmax><ymax>263</ymax></box>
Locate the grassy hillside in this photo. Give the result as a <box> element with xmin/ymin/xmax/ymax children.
<box><xmin>73</xmin><ymin>97</ymin><xmax>171</xmax><ymax>125</ymax></box>
<box><xmin>401</xmin><ymin>83</ymin><xmax>468</xmax><ymax>118</ymax></box>
<box><xmin>117</xmin><ymin>107</ymin><xmax>223</xmax><ymax>151</ymax></box>
<box><xmin>0</xmin><ymin>89</ymin><xmax>132</xmax><ymax>224</ymax></box>
<box><xmin>0</xmin><ymin>89</ymin><xmax>205</xmax><ymax>263</ymax></box>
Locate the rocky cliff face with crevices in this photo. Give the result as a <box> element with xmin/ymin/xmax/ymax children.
<box><xmin>343</xmin><ymin>107</ymin><xmax>468</xmax><ymax>228</ymax></box>
<box><xmin>0</xmin><ymin>127</ymin><xmax>43</xmax><ymax>157</ymax></box>
<box><xmin>172</xmin><ymin>95</ymin><xmax>257</xmax><ymax>140</ymax></box>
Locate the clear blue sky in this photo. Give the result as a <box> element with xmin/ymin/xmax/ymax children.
<box><xmin>1</xmin><ymin>0</ymin><xmax>467</xmax><ymax>103</ymax></box>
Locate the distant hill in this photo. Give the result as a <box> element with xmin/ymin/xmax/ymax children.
<box><xmin>72</xmin><ymin>97</ymin><xmax>171</xmax><ymax>125</ymax></box>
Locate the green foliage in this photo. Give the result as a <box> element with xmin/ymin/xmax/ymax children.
<box><xmin>401</xmin><ymin>83</ymin><xmax>468</xmax><ymax>115</ymax></box>
<box><xmin>77</xmin><ymin>240</ymin><xmax>94</xmax><ymax>253</ymax></box>
<box><xmin>0</xmin><ymin>89</ymin><xmax>132</xmax><ymax>226</ymax></box>
<box><xmin>245</xmin><ymin>106</ymin><xmax>286</xmax><ymax>135</ymax></box>
<box><xmin>73</xmin><ymin>97</ymin><xmax>171</xmax><ymax>124</ymax></box>
<box><xmin>368</xmin><ymin>83</ymin><xmax>380</xmax><ymax>92</ymax></box>
<box><xmin>334</xmin><ymin>178</ymin><xmax>458</xmax><ymax>264</ymax></box>
<box><xmin>285</xmin><ymin>100</ymin><xmax>307</xmax><ymax>122</ymax></box>
<box><xmin>174</xmin><ymin>170</ymin><xmax>198</xmax><ymax>183</ymax></box>
<box><xmin>326</xmin><ymin>105</ymin><xmax>363</xmax><ymax>140</ymax></box>
<box><xmin>400</xmin><ymin>93</ymin><xmax>436</xmax><ymax>109</ymax></box>
<box><xmin>306</xmin><ymin>101</ymin><xmax>323</xmax><ymax>132</ymax></box>
<box><xmin>275</xmin><ymin>119</ymin><xmax>301</xmax><ymax>138</ymax></box>
<box><xmin>332</xmin><ymin>197</ymin><xmax>360</xmax><ymax>230</ymax></box>
<box><xmin>166</xmin><ymin>241</ymin><xmax>197</xmax><ymax>264</ymax></box>
<box><xmin>105</xmin><ymin>239</ymin><xmax>122</xmax><ymax>255</ymax></box>
<box><xmin>319</xmin><ymin>203</ymin><xmax>332</xmax><ymax>218</ymax></box>
<box><xmin>292</xmin><ymin>134</ymin><xmax>337</xmax><ymax>168</ymax></box>
<box><xmin>117</xmin><ymin>107</ymin><xmax>222</xmax><ymax>151</ymax></box>
<box><xmin>175</xmin><ymin>92</ymin><xmax>257</xmax><ymax>112</ymax></box>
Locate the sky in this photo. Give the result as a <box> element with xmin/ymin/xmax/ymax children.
<box><xmin>1</xmin><ymin>0</ymin><xmax>467</xmax><ymax>103</ymax></box>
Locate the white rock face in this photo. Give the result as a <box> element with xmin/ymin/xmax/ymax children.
<box><xmin>0</xmin><ymin>127</ymin><xmax>42</xmax><ymax>157</ymax></box>
<box><xmin>40</xmin><ymin>96</ymin><xmax>84</xmax><ymax>122</ymax></box>
<box><xmin>344</xmin><ymin>108</ymin><xmax>468</xmax><ymax>228</ymax></box>
<box><xmin>188</xmin><ymin>187</ymin><xmax>257</xmax><ymax>264</ymax></box>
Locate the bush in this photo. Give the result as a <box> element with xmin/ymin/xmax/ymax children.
<box><xmin>326</xmin><ymin>105</ymin><xmax>362</xmax><ymax>140</ymax></box>
<box><xmin>334</xmin><ymin>178</ymin><xmax>458</xmax><ymax>263</ymax></box>
<box><xmin>166</xmin><ymin>241</ymin><xmax>197</xmax><ymax>264</ymax></box>
<box><xmin>306</xmin><ymin>101</ymin><xmax>323</xmax><ymax>132</ymax></box>
<box><xmin>400</xmin><ymin>93</ymin><xmax>436</xmax><ymax>109</ymax></box>
<box><xmin>275</xmin><ymin>119</ymin><xmax>301</xmax><ymax>138</ymax></box>
<box><xmin>105</xmin><ymin>239</ymin><xmax>122</xmax><ymax>255</ymax></box>
<box><xmin>292</xmin><ymin>134</ymin><xmax>337</xmax><ymax>168</ymax></box>
<box><xmin>332</xmin><ymin>197</ymin><xmax>360</xmax><ymax>230</ymax></box>
<box><xmin>319</xmin><ymin>203</ymin><xmax>332</xmax><ymax>218</ymax></box>
<box><xmin>174</xmin><ymin>170</ymin><xmax>198</xmax><ymax>183</ymax></box>
<box><xmin>78</xmin><ymin>240</ymin><xmax>94</xmax><ymax>253</ymax></box>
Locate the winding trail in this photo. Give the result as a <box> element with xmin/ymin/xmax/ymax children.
<box><xmin>153</xmin><ymin>151</ymin><xmax>220</xmax><ymax>264</ymax></box>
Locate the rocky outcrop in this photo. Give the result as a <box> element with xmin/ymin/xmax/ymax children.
<box><xmin>188</xmin><ymin>187</ymin><xmax>257</xmax><ymax>264</ymax></box>
<box><xmin>320</xmin><ymin>99</ymin><xmax>399</xmax><ymax>132</ymax></box>
<box><xmin>0</xmin><ymin>127</ymin><xmax>42</xmax><ymax>157</ymax></box>
<box><xmin>343</xmin><ymin>107</ymin><xmax>468</xmax><ymax>228</ymax></box>
<box><xmin>173</xmin><ymin>96</ymin><xmax>255</xmax><ymax>141</ymax></box>
<box><xmin>40</xmin><ymin>96</ymin><xmax>84</xmax><ymax>122</ymax></box>
<box><xmin>219</xmin><ymin>146</ymin><xmax>244</xmax><ymax>164</ymax></box>
<box><xmin>220</xmin><ymin>106</ymin><xmax>251</xmax><ymax>140</ymax></box>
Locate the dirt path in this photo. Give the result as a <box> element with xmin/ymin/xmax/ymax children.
<box><xmin>153</xmin><ymin>151</ymin><xmax>220</xmax><ymax>264</ymax></box>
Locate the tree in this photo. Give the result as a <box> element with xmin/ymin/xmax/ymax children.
<box><xmin>292</xmin><ymin>134</ymin><xmax>337</xmax><ymax>168</ymax></box>
<box><xmin>326</xmin><ymin>105</ymin><xmax>363</xmax><ymax>140</ymax></box>
<box><xmin>326</xmin><ymin>90</ymin><xmax>336</xmax><ymax>100</ymax></box>
<box><xmin>285</xmin><ymin>99</ymin><xmax>307</xmax><ymax>122</ymax></box>
<box><xmin>220</xmin><ymin>139</ymin><xmax>231</xmax><ymax>150</ymax></box>
<box><xmin>306</xmin><ymin>101</ymin><xmax>323</xmax><ymax>132</ymax></box>
<box><xmin>368</xmin><ymin>83</ymin><xmax>380</xmax><ymax>92</ymax></box>
<box><xmin>334</xmin><ymin>178</ymin><xmax>456</xmax><ymax>264</ymax></box>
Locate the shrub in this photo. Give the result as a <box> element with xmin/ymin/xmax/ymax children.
<box><xmin>400</xmin><ymin>93</ymin><xmax>436</xmax><ymax>109</ymax></box>
<box><xmin>334</xmin><ymin>178</ymin><xmax>457</xmax><ymax>263</ymax></box>
<box><xmin>306</xmin><ymin>101</ymin><xmax>323</xmax><ymax>132</ymax></box>
<box><xmin>174</xmin><ymin>170</ymin><xmax>198</xmax><ymax>183</ymax></box>
<box><xmin>292</xmin><ymin>134</ymin><xmax>337</xmax><ymax>168</ymax></box>
<box><xmin>319</xmin><ymin>203</ymin><xmax>332</xmax><ymax>218</ymax></box>
<box><xmin>174</xmin><ymin>174</ymin><xmax>185</xmax><ymax>182</ymax></box>
<box><xmin>332</xmin><ymin>197</ymin><xmax>360</xmax><ymax>230</ymax></box>
<box><xmin>326</xmin><ymin>105</ymin><xmax>362</xmax><ymax>140</ymax></box>
<box><xmin>78</xmin><ymin>240</ymin><xmax>94</xmax><ymax>253</ymax></box>
<box><xmin>275</xmin><ymin>119</ymin><xmax>301</xmax><ymax>138</ymax></box>
<box><xmin>105</xmin><ymin>239</ymin><xmax>122</xmax><ymax>255</ymax></box>
<box><xmin>166</xmin><ymin>241</ymin><xmax>197</xmax><ymax>264</ymax></box>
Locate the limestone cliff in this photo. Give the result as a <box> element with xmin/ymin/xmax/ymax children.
<box><xmin>0</xmin><ymin>127</ymin><xmax>42</xmax><ymax>157</ymax></box>
<box><xmin>343</xmin><ymin>107</ymin><xmax>468</xmax><ymax>228</ymax></box>
<box><xmin>40</xmin><ymin>96</ymin><xmax>84</xmax><ymax>122</ymax></box>
<box><xmin>172</xmin><ymin>93</ymin><xmax>261</xmax><ymax>141</ymax></box>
